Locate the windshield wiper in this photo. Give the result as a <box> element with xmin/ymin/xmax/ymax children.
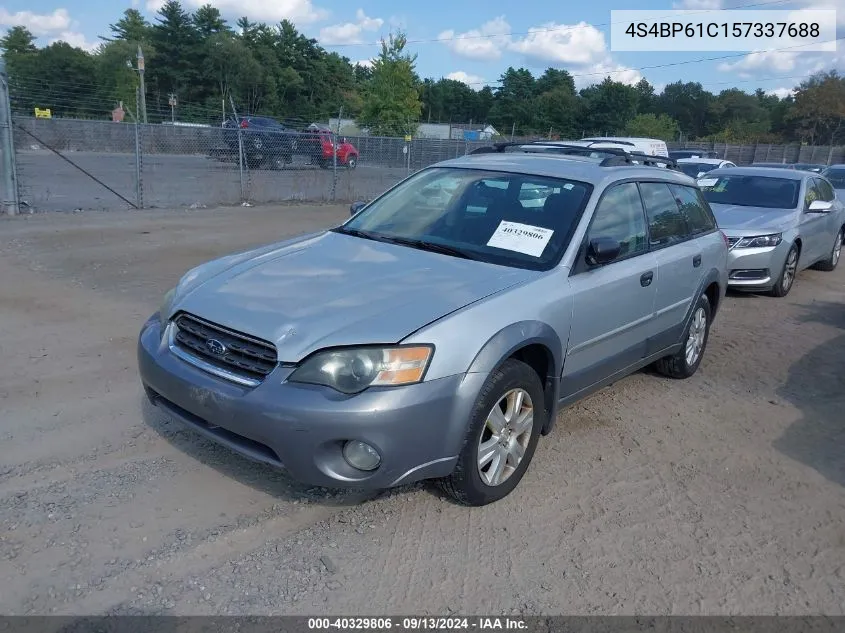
<box><xmin>374</xmin><ymin>235</ymin><xmax>479</xmax><ymax>260</ymax></box>
<box><xmin>331</xmin><ymin>226</ymin><xmax>383</xmax><ymax>242</ymax></box>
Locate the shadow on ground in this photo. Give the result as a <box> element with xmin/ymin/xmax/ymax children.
<box><xmin>774</xmin><ymin>301</ymin><xmax>845</xmax><ymax>487</ymax></box>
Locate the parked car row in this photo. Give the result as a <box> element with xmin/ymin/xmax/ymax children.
<box><xmin>138</xmin><ymin>137</ymin><xmax>845</xmax><ymax>508</ymax></box>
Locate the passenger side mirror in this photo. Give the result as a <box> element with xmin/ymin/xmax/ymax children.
<box><xmin>586</xmin><ymin>236</ymin><xmax>622</xmax><ymax>266</ymax></box>
<box><xmin>807</xmin><ymin>199</ymin><xmax>832</xmax><ymax>213</ymax></box>
<box><xmin>350</xmin><ymin>201</ymin><xmax>366</xmax><ymax>216</ymax></box>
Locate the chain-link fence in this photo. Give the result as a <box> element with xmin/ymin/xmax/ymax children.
<box><xmin>8</xmin><ymin>115</ymin><xmax>845</xmax><ymax>213</ymax></box>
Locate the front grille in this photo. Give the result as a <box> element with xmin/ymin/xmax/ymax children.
<box><xmin>172</xmin><ymin>313</ymin><xmax>277</xmax><ymax>382</ymax></box>
<box><xmin>727</xmin><ymin>237</ymin><xmax>741</xmax><ymax>249</ymax></box>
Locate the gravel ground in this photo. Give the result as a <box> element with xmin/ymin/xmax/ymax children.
<box><xmin>1</xmin><ymin>205</ymin><xmax>843</xmax><ymax>615</ymax></box>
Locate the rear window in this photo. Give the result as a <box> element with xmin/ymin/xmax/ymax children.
<box><xmin>822</xmin><ymin>167</ymin><xmax>845</xmax><ymax>188</ymax></box>
<box><xmin>678</xmin><ymin>162</ymin><xmax>717</xmax><ymax>178</ymax></box>
<box><xmin>698</xmin><ymin>175</ymin><xmax>801</xmax><ymax>210</ymax></box>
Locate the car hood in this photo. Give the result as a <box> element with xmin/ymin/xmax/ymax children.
<box><xmin>172</xmin><ymin>231</ymin><xmax>535</xmax><ymax>361</ymax></box>
<box><xmin>709</xmin><ymin>203</ymin><xmax>796</xmax><ymax>233</ymax></box>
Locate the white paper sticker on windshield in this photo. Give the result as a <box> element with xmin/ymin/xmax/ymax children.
<box><xmin>697</xmin><ymin>178</ymin><xmax>718</xmax><ymax>187</ymax></box>
<box><xmin>486</xmin><ymin>221</ymin><xmax>554</xmax><ymax>257</ymax></box>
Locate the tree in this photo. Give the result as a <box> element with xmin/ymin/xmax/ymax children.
<box><xmin>193</xmin><ymin>5</ymin><xmax>230</xmax><ymax>37</ymax></box>
<box><xmin>633</xmin><ymin>78</ymin><xmax>656</xmax><ymax>114</ymax></box>
<box><xmin>579</xmin><ymin>77</ymin><xmax>638</xmax><ymax>135</ymax></box>
<box><xmin>658</xmin><ymin>81</ymin><xmax>713</xmax><ymax>139</ymax></box>
<box><xmin>150</xmin><ymin>0</ymin><xmax>203</xmax><ymax>116</ymax></box>
<box><xmin>1</xmin><ymin>26</ymin><xmax>38</xmax><ymax>55</ymax></box>
<box><xmin>709</xmin><ymin>88</ymin><xmax>770</xmax><ymax>140</ymax></box>
<box><xmin>790</xmin><ymin>71</ymin><xmax>845</xmax><ymax>145</ymax></box>
<box><xmin>488</xmin><ymin>67</ymin><xmax>536</xmax><ymax>135</ymax></box>
<box><xmin>625</xmin><ymin>113</ymin><xmax>679</xmax><ymax>140</ymax></box>
<box><xmin>103</xmin><ymin>9</ymin><xmax>151</xmax><ymax>44</ymax></box>
<box><xmin>359</xmin><ymin>32</ymin><xmax>422</xmax><ymax>135</ymax></box>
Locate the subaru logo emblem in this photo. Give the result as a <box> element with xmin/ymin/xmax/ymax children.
<box><xmin>206</xmin><ymin>338</ymin><xmax>226</xmax><ymax>356</ymax></box>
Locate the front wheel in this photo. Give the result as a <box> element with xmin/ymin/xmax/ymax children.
<box><xmin>345</xmin><ymin>155</ymin><xmax>358</xmax><ymax>169</ymax></box>
<box><xmin>654</xmin><ymin>292</ymin><xmax>712</xmax><ymax>379</ymax></box>
<box><xmin>770</xmin><ymin>243</ymin><xmax>799</xmax><ymax>297</ymax></box>
<box><xmin>439</xmin><ymin>359</ymin><xmax>545</xmax><ymax>506</ymax></box>
<box><xmin>813</xmin><ymin>228</ymin><xmax>843</xmax><ymax>272</ymax></box>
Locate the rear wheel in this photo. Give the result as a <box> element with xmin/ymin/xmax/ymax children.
<box><xmin>654</xmin><ymin>293</ymin><xmax>711</xmax><ymax>379</ymax></box>
<box><xmin>770</xmin><ymin>243</ymin><xmax>799</xmax><ymax>297</ymax></box>
<box><xmin>439</xmin><ymin>359</ymin><xmax>545</xmax><ymax>506</ymax></box>
<box><xmin>814</xmin><ymin>228</ymin><xmax>843</xmax><ymax>272</ymax></box>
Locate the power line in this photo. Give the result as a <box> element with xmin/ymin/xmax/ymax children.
<box><xmin>321</xmin><ymin>0</ymin><xmax>795</xmax><ymax>48</ymax></box>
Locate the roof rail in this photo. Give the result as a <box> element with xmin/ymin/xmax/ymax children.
<box><xmin>467</xmin><ymin>141</ymin><xmax>679</xmax><ymax>170</ymax></box>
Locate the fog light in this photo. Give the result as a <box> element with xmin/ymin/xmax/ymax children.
<box><xmin>342</xmin><ymin>440</ymin><xmax>381</xmax><ymax>471</ymax></box>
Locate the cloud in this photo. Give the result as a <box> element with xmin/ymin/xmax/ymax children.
<box><xmin>354</xmin><ymin>58</ymin><xmax>373</xmax><ymax>68</ymax></box>
<box><xmin>48</xmin><ymin>31</ymin><xmax>100</xmax><ymax>52</ymax></box>
<box><xmin>319</xmin><ymin>9</ymin><xmax>383</xmax><ymax>45</ymax></box>
<box><xmin>0</xmin><ymin>8</ymin><xmax>70</xmax><ymax>36</ymax></box>
<box><xmin>147</xmin><ymin>0</ymin><xmax>329</xmax><ymax>24</ymax></box>
<box><xmin>446</xmin><ymin>71</ymin><xmax>485</xmax><ymax>88</ymax></box>
<box><xmin>509</xmin><ymin>21</ymin><xmax>608</xmax><ymax>66</ymax></box>
<box><xmin>439</xmin><ymin>16</ymin><xmax>510</xmax><ymax>61</ymax></box>
<box><xmin>672</xmin><ymin>0</ymin><xmax>722</xmax><ymax>8</ymax></box>
<box><xmin>767</xmin><ymin>87</ymin><xmax>795</xmax><ymax>99</ymax></box>
<box><xmin>576</xmin><ymin>61</ymin><xmax>643</xmax><ymax>88</ymax></box>
<box><xmin>718</xmin><ymin>49</ymin><xmax>800</xmax><ymax>77</ymax></box>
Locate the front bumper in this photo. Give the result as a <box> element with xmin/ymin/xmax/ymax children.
<box><xmin>726</xmin><ymin>239</ymin><xmax>791</xmax><ymax>291</ymax></box>
<box><xmin>137</xmin><ymin>315</ymin><xmax>484</xmax><ymax>489</ymax></box>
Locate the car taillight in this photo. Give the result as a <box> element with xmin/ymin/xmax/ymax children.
<box><xmin>240</xmin><ymin>119</ymin><xmax>249</xmax><ymax>129</ymax></box>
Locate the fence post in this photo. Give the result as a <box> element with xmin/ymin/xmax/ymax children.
<box><xmin>227</xmin><ymin>95</ymin><xmax>247</xmax><ymax>204</ymax></box>
<box><xmin>133</xmin><ymin>87</ymin><xmax>144</xmax><ymax>209</ymax></box>
<box><xmin>332</xmin><ymin>106</ymin><xmax>342</xmax><ymax>202</ymax></box>
<box><xmin>0</xmin><ymin>58</ymin><xmax>20</xmax><ymax>216</ymax></box>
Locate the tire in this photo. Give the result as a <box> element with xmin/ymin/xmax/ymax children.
<box><xmin>813</xmin><ymin>228</ymin><xmax>843</xmax><ymax>272</ymax></box>
<box><xmin>654</xmin><ymin>293</ymin><xmax>712</xmax><ymax>379</ymax></box>
<box><xmin>345</xmin><ymin>155</ymin><xmax>358</xmax><ymax>169</ymax></box>
<box><xmin>438</xmin><ymin>359</ymin><xmax>545</xmax><ymax>506</ymax></box>
<box><xmin>770</xmin><ymin>243</ymin><xmax>799</xmax><ymax>297</ymax></box>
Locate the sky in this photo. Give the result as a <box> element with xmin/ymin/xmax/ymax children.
<box><xmin>0</xmin><ymin>0</ymin><xmax>843</xmax><ymax>98</ymax></box>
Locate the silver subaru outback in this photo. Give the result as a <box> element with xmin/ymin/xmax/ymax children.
<box><xmin>138</xmin><ymin>148</ymin><xmax>728</xmax><ymax>506</ymax></box>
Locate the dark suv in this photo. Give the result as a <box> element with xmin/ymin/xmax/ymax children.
<box><xmin>222</xmin><ymin>116</ymin><xmax>322</xmax><ymax>169</ymax></box>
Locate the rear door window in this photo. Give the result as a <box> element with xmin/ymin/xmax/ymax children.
<box><xmin>639</xmin><ymin>182</ymin><xmax>691</xmax><ymax>248</ymax></box>
<box><xmin>668</xmin><ymin>184</ymin><xmax>716</xmax><ymax>235</ymax></box>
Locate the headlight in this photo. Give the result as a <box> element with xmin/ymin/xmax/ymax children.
<box><xmin>159</xmin><ymin>288</ymin><xmax>176</xmax><ymax>324</ymax></box>
<box><xmin>733</xmin><ymin>234</ymin><xmax>782</xmax><ymax>248</ymax></box>
<box><xmin>289</xmin><ymin>345</ymin><xmax>433</xmax><ymax>394</ymax></box>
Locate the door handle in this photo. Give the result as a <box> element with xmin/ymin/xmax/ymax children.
<box><xmin>693</xmin><ymin>254</ymin><xmax>702</xmax><ymax>268</ymax></box>
<box><xmin>640</xmin><ymin>271</ymin><xmax>654</xmax><ymax>287</ymax></box>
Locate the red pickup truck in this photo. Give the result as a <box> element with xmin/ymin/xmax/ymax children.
<box><xmin>312</xmin><ymin>129</ymin><xmax>359</xmax><ymax>169</ymax></box>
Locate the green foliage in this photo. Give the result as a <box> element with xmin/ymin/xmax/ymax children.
<box><xmin>359</xmin><ymin>32</ymin><xmax>422</xmax><ymax>135</ymax></box>
<box><xmin>0</xmin><ymin>1</ymin><xmax>839</xmax><ymax>144</ymax></box>
<box><xmin>625</xmin><ymin>113</ymin><xmax>679</xmax><ymax>140</ymax></box>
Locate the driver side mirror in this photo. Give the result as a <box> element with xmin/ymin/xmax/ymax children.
<box><xmin>807</xmin><ymin>199</ymin><xmax>832</xmax><ymax>213</ymax></box>
<box><xmin>350</xmin><ymin>201</ymin><xmax>366</xmax><ymax>216</ymax></box>
<box><xmin>585</xmin><ymin>236</ymin><xmax>622</xmax><ymax>266</ymax></box>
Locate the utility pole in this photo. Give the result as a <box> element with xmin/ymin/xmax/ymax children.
<box><xmin>168</xmin><ymin>93</ymin><xmax>177</xmax><ymax>123</ymax></box>
<box><xmin>0</xmin><ymin>58</ymin><xmax>20</xmax><ymax>215</ymax></box>
<box><xmin>137</xmin><ymin>46</ymin><xmax>147</xmax><ymax>124</ymax></box>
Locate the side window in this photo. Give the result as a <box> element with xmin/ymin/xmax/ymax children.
<box><xmin>587</xmin><ymin>182</ymin><xmax>648</xmax><ymax>261</ymax></box>
<box><xmin>815</xmin><ymin>178</ymin><xmax>835</xmax><ymax>202</ymax></box>
<box><xmin>639</xmin><ymin>182</ymin><xmax>691</xmax><ymax>247</ymax></box>
<box><xmin>804</xmin><ymin>179</ymin><xmax>821</xmax><ymax>208</ymax></box>
<box><xmin>669</xmin><ymin>184</ymin><xmax>716</xmax><ymax>234</ymax></box>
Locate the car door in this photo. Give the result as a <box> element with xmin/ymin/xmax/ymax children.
<box><xmin>800</xmin><ymin>178</ymin><xmax>830</xmax><ymax>264</ymax></box>
<box><xmin>561</xmin><ymin>182</ymin><xmax>658</xmax><ymax>398</ymax></box>
<box><xmin>638</xmin><ymin>181</ymin><xmax>700</xmax><ymax>354</ymax></box>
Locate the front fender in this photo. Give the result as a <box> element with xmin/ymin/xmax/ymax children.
<box><xmin>466</xmin><ymin>320</ymin><xmax>564</xmax><ymax>435</ymax></box>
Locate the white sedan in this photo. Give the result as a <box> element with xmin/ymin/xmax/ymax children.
<box><xmin>677</xmin><ymin>157</ymin><xmax>736</xmax><ymax>179</ymax></box>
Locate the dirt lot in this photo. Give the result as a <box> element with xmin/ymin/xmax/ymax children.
<box><xmin>1</xmin><ymin>205</ymin><xmax>844</xmax><ymax>616</ymax></box>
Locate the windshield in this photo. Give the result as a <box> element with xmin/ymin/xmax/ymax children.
<box><xmin>822</xmin><ymin>167</ymin><xmax>845</xmax><ymax>188</ymax></box>
<box><xmin>698</xmin><ymin>174</ymin><xmax>800</xmax><ymax>210</ymax></box>
<box><xmin>678</xmin><ymin>162</ymin><xmax>717</xmax><ymax>178</ymax></box>
<box><xmin>339</xmin><ymin>167</ymin><xmax>593</xmax><ymax>270</ymax></box>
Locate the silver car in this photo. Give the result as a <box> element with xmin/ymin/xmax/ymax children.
<box><xmin>698</xmin><ymin>167</ymin><xmax>845</xmax><ymax>297</ymax></box>
<box><xmin>138</xmin><ymin>150</ymin><xmax>727</xmax><ymax>506</ymax></box>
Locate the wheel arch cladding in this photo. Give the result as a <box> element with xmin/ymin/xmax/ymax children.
<box><xmin>682</xmin><ymin>268</ymin><xmax>721</xmax><ymax>336</ymax></box>
<box><xmin>466</xmin><ymin>321</ymin><xmax>562</xmax><ymax>436</ymax></box>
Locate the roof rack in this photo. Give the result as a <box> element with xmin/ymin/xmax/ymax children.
<box><xmin>467</xmin><ymin>141</ymin><xmax>679</xmax><ymax>170</ymax></box>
